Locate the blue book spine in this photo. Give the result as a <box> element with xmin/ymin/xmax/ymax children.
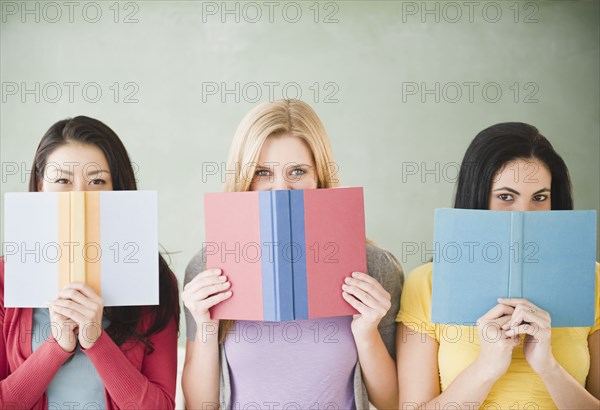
<box><xmin>290</xmin><ymin>190</ymin><xmax>308</xmax><ymax>320</ymax></box>
<box><xmin>259</xmin><ymin>191</ymin><xmax>277</xmax><ymax>321</ymax></box>
<box><xmin>273</xmin><ymin>191</ymin><xmax>295</xmax><ymax>321</ymax></box>
<box><xmin>508</xmin><ymin>211</ymin><xmax>524</xmax><ymax>298</ymax></box>
<box><xmin>260</xmin><ymin>191</ymin><xmax>295</xmax><ymax>321</ymax></box>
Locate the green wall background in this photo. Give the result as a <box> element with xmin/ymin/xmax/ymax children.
<box><xmin>1</xmin><ymin>1</ymin><xmax>599</xmax><ymax>341</ymax></box>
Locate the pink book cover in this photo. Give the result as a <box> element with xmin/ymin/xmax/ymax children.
<box><xmin>204</xmin><ymin>187</ymin><xmax>367</xmax><ymax>321</ymax></box>
<box><xmin>303</xmin><ymin>187</ymin><xmax>367</xmax><ymax>318</ymax></box>
<box><xmin>204</xmin><ymin>191</ymin><xmax>264</xmax><ymax>320</ymax></box>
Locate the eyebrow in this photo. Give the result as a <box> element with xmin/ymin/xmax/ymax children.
<box><xmin>87</xmin><ymin>169</ymin><xmax>111</xmax><ymax>177</ymax></box>
<box><xmin>255</xmin><ymin>163</ymin><xmax>311</xmax><ymax>168</ymax></box>
<box><xmin>55</xmin><ymin>169</ymin><xmax>111</xmax><ymax>176</ymax></box>
<box><xmin>493</xmin><ymin>187</ymin><xmax>551</xmax><ymax>195</ymax></box>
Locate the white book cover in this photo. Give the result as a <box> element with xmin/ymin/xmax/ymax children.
<box><xmin>3</xmin><ymin>191</ymin><xmax>159</xmax><ymax>307</ymax></box>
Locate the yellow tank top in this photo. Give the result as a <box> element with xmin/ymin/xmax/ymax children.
<box><xmin>396</xmin><ymin>262</ymin><xmax>600</xmax><ymax>409</ymax></box>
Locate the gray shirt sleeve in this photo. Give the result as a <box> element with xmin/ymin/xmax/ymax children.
<box><xmin>352</xmin><ymin>243</ymin><xmax>404</xmax><ymax>409</ymax></box>
<box><xmin>365</xmin><ymin>241</ymin><xmax>404</xmax><ymax>359</ymax></box>
<box><xmin>183</xmin><ymin>248</ymin><xmax>206</xmax><ymax>341</ymax></box>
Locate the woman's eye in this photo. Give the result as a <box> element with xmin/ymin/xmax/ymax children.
<box><xmin>255</xmin><ymin>169</ymin><xmax>271</xmax><ymax>177</ymax></box>
<box><xmin>54</xmin><ymin>178</ymin><xmax>70</xmax><ymax>184</ymax></box>
<box><xmin>533</xmin><ymin>194</ymin><xmax>548</xmax><ymax>202</ymax></box>
<box><xmin>89</xmin><ymin>179</ymin><xmax>106</xmax><ymax>185</ymax></box>
<box><xmin>289</xmin><ymin>168</ymin><xmax>306</xmax><ymax>176</ymax></box>
<box><xmin>498</xmin><ymin>193</ymin><xmax>513</xmax><ymax>201</ymax></box>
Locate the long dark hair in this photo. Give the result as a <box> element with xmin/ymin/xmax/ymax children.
<box><xmin>454</xmin><ymin>122</ymin><xmax>573</xmax><ymax>210</ymax></box>
<box><xmin>30</xmin><ymin>116</ymin><xmax>180</xmax><ymax>352</ymax></box>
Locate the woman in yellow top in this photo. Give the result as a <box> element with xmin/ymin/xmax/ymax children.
<box><xmin>396</xmin><ymin>122</ymin><xmax>599</xmax><ymax>409</ymax></box>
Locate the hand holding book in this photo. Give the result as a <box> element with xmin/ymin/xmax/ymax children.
<box><xmin>472</xmin><ymin>298</ymin><xmax>557</xmax><ymax>381</ymax></box>
<box><xmin>48</xmin><ymin>298</ymin><xmax>79</xmax><ymax>353</ymax></box>
<box><xmin>50</xmin><ymin>282</ymin><xmax>105</xmax><ymax>350</ymax></box>
<box><xmin>499</xmin><ymin>297</ymin><xmax>555</xmax><ymax>375</ymax></box>
<box><xmin>343</xmin><ymin>271</ymin><xmax>392</xmax><ymax>338</ymax></box>
<box><xmin>472</xmin><ymin>303</ymin><xmax>520</xmax><ymax>381</ymax></box>
<box><xmin>182</xmin><ymin>268</ymin><xmax>232</xmax><ymax>335</ymax></box>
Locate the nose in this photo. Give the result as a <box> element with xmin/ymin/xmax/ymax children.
<box><xmin>270</xmin><ymin>174</ymin><xmax>294</xmax><ymax>191</ymax></box>
<box><xmin>72</xmin><ymin>177</ymin><xmax>89</xmax><ymax>192</ymax></box>
<box><xmin>512</xmin><ymin>199</ymin><xmax>535</xmax><ymax>212</ymax></box>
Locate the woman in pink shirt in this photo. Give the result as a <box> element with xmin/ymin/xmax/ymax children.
<box><xmin>0</xmin><ymin>116</ymin><xmax>180</xmax><ymax>409</ymax></box>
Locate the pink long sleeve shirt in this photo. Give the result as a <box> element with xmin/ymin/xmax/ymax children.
<box><xmin>0</xmin><ymin>259</ymin><xmax>178</xmax><ymax>410</ymax></box>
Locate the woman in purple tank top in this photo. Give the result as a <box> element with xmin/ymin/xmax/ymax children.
<box><xmin>181</xmin><ymin>99</ymin><xmax>403</xmax><ymax>410</ymax></box>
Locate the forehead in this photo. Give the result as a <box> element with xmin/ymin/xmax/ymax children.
<box><xmin>493</xmin><ymin>158</ymin><xmax>551</xmax><ymax>185</ymax></box>
<box><xmin>258</xmin><ymin>134</ymin><xmax>314</xmax><ymax>162</ymax></box>
<box><xmin>47</xmin><ymin>142</ymin><xmax>109</xmax><ymax>167</ymax></box>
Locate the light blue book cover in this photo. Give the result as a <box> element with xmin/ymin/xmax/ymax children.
<box><xmin>431</xmin><ymin>209</ymin><xmax>597</xmax><ymax>327</ymax></box>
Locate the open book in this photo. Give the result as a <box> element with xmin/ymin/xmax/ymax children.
<box><xmin>3</xmin><ymin>191</ymin><xmax>158</xmax><ymax>307</ymax></box>
<box><xmin>431</xmin><ymin>208</ymin><xmax>597</xmax><ymax>327</ymax></box>
<box><xmin>204</xmin><ymin>187</ymin><xmax>367</xmax><ymax>321</ymax></box>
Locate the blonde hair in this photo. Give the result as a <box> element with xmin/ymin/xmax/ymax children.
<box><xmin>218</xmin><ymin>99</ymin><xmax>338</xmax><ymax>342</ymax></box>
<box><xmin>224</xmin><ymin>99</ymin><xmax>339</xmax><ymax>192</ymax></box>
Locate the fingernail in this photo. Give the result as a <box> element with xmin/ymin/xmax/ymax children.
<box><xmin>352</xmin><ymin>272</ymin><xmax>360</xmax><ymax>278</ymax></box>
<box><xmin>219</xmin><ymin>276</ymin><xmax>227</xmax><ymax>282</ymax></box>
<box><xmin>344</xmin><ymin>277</ymin><xmax>352</xmax><ymax>284</ymax></box>
<box><xmin>212</xmin><ymin>269</ymin><xmax>221</xmax><ymax>274</ymax></box>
